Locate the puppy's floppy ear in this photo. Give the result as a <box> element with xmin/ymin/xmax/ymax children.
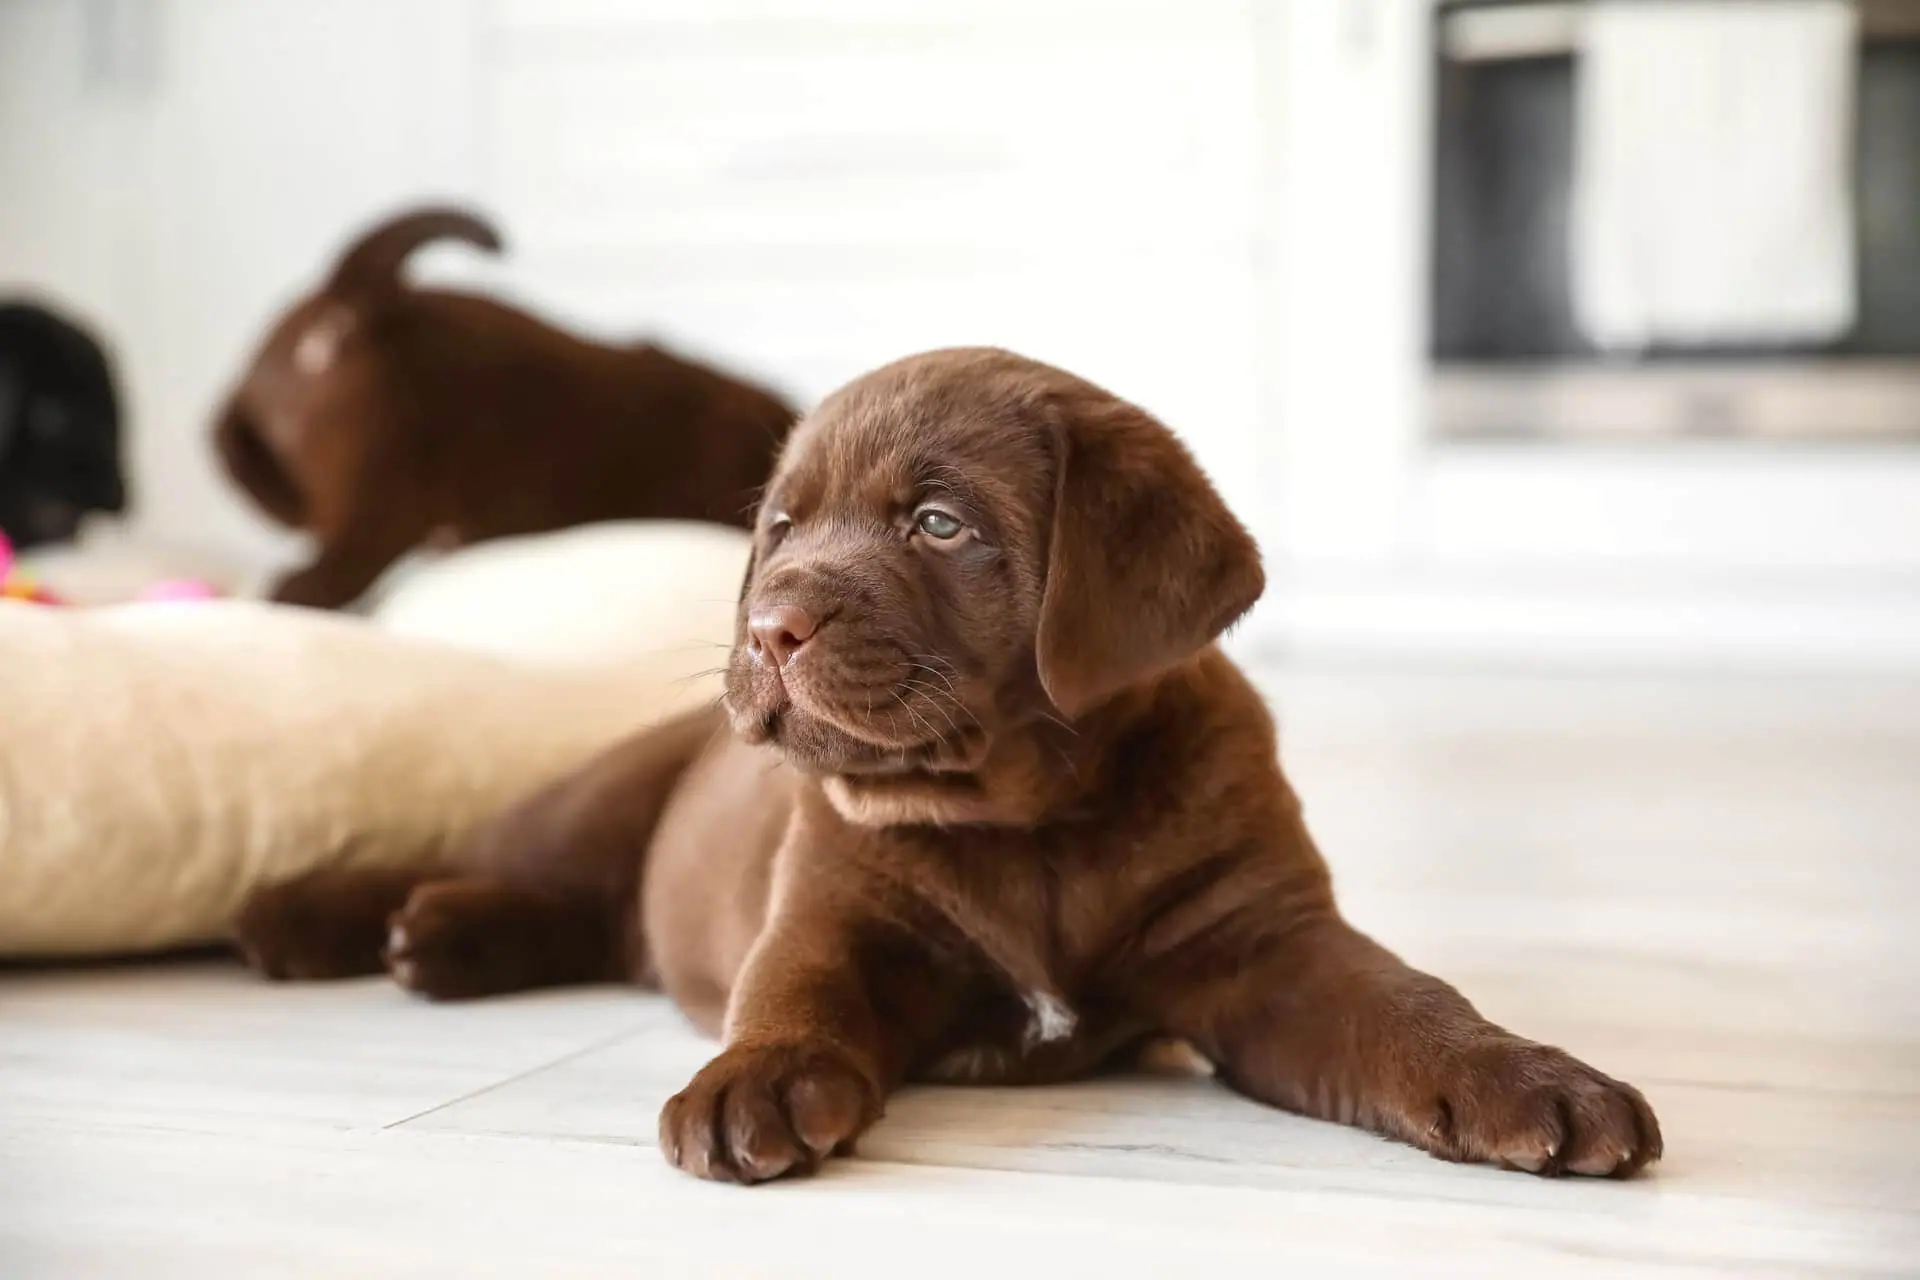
<box><xmin>1035</xmin><ymin>391</ymin><xmax>1264</xmax><ymax>718</ymax></box>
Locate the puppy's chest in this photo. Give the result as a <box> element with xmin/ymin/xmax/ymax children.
<box><xmin>915</xmin><ymin>985</ymin><xmax>1135</xmax><ymax>1086</ymax></box>
<box><xmin>903</xmin><ymin>832</ymin><xmax>1160</xmax><ymax>1085</ymax></box>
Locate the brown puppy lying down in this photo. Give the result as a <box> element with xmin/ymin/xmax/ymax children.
<box><xmin>237</xmin><ymin>348</ymin><xmax>1661</xmax><ymax>1182</ymax></box>
<box><xmin>213</xmin><ymin>205</ymin><xmax>796</xmax><ymax>608</ymax></box>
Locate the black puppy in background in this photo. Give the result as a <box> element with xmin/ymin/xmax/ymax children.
<box><xmin>0</xmin><ymin>300</ymin><xmax>127</xmax><ymax>549</ymax></box>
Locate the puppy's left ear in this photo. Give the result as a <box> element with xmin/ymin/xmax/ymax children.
<box><xmin>1036</xmin><ymin>390</ymin><xmax>1264</xmax><ymax>718</ymax></box>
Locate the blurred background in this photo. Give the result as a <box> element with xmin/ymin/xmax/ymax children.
<box><xmin>3</xmin><ymin>0</ymin><xmax>1918</xmax><ymax>666</ymax></box>
<box><xmin>6</xmin><ymin>7</ymin><xmax>1919</xmax><ymax>1264</ymax></box>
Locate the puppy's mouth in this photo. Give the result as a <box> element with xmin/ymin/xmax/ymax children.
<box><xmin>725</xmin><ymin>654</ymin><xmax>985</xmax><ymax>778</ymax></box>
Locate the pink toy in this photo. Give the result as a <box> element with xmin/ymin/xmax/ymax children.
<box><xmin>0</xmin><ymin>532</ymin><xmax>66</xmax><ymax>605</ymax></box>
<box><xmin>1</xmin><ymin>531</ymin><xmax>221</xmax><ymax>606</ymax></box>
<box><xmin>138</xmin><ymin>579</ymin><xmax>222</xmax><ymax>603</ymax></box>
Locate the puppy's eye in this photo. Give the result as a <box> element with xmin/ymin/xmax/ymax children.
<box><xmin>764</xmin><ymin>514</ymin><xmax>793</xmax><ymax>546</ymax></box>
<box><xmin>914</xmin><ymin>508</ymin><xmax>966</xmax><ymax>541</ymax></box>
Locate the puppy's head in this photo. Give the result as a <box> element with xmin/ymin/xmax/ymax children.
<box><xmin>0</xmin><ymin>303</ymin><xmax>125</xmax><ymax>550</ymax></box>
<box><xmin>211</xmin><ymin>206</ymin><xmax>501</xmax><ymax>527</ymax></box>
<box><xmin>724</xmin><ymin>348</ymin><xmax>1262</xmax><ymax>813</ymax></box>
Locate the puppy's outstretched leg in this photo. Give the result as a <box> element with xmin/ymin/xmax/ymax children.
<box><xmin>1142</xmin><ymin>808</ymin><xmax>1662</xmax><ymax>1181</ymax></box>
<box><xmin>233</xmin><ymin>862</ymin><xmax>608</xmax><ymax>999</ymax></box>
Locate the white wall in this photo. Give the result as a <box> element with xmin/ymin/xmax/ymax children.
<box><xmin>2</xmin><ymin>0</ymin><xmax>1269</xmax><ymax>577</ymax></box>
<box><xmin>479</xmin><ymin>0</ymin><xmax>1267</xmax><ymax>525</ymax></box>
<box><xmin>0</xmin><ymin>0</ymin><xmax>479</xmax><ymax>567</ymax></box>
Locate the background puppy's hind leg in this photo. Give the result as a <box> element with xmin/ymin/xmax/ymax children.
<box><xmin>269</xmin><ymin>448</ymin><xmax>426</xmax><ymax>609</ymax></box>
<box><xmin>233</xmin><ymin>865</ymin><xmax>432</xmax><ymax>981</ymax></box>
<box><xmin>267</xmin><ymin>533</ymin><xmax>412</xmax><ymax>610</ymax></box>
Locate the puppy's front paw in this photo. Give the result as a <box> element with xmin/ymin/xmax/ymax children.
<box><xmin>659</xmin><ymin>1042</ymin><xmax>879</xmax><ymax>1184</ymax></box>
<box><xmin>1420</xmin><ymin>1037</ymin><xmax>1662</xmax><ymax>1178</ymax></box>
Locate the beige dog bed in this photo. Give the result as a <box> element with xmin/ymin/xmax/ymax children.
<box><xmin>367</xmin><ymin>520</ymin><xmax>747</xmax><ymax>668</ymax></box>
<box><xmin>0</xmin><ymin>523</ymin><xmax>748</xmax><ymax>958</ymax></box>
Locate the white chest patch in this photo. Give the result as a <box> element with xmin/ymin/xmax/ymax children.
<box><xmin>1022</xmin><ymin>991</ymin><xmax>1077</xmax><ymax>1047</ymax></box>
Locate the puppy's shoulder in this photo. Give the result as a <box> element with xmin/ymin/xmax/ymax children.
<box><xmin>1089</xmin><ymin>646</ymin><xmax>1281</xmax><ymax>832</ymax></box>
<box><xmin>1149</xmin><ymin>646</ymin><xmax>1278</xmax><ymax>761</ymax></box>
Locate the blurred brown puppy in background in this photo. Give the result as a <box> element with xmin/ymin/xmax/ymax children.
<box><xmin>212</xmin><ymin>205</ymin><xmax>795</xmax><ymax>608</ymax></box>
<box><xmin>236</xmin><ymin>348</ymin><xmax>1659</xmax><ymax>1185</ymax></box>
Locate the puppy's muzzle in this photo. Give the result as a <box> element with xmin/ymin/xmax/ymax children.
<box><xmin>746</xmin><ymin>604</ymin><xmax>818</xmax><ymax>671</ymax></box>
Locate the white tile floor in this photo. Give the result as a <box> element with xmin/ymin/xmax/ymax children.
<box><xmin>5</xmin><ymin>669</ymin><xmax>1918</xmax><ymax>1276</ymax></box>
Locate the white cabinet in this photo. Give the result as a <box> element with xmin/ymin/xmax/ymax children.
<box><xmin>1261</xmin><ymin>0</ymin><xmax>1920</xmax><ymax>665</ymax></box>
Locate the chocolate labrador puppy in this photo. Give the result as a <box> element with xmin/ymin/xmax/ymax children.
<box><xmin>236</xmin><ymin>348</ymin><xmax>1661</xmax><ymax>1183</ymax></box>
<box><xmin>213</xmin><ymin>204</ymin><xmax>795</xmax><ymax>608</ymax></box>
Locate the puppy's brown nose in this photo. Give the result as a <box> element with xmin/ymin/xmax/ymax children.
<box><xmin>747</xmin><ymin>605</ymin><xmax>818</xmax><ymax>667</ymax></box>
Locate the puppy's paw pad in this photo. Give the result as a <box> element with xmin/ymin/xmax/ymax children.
<box><xmin>1427</xmin><ymin>1039</ymin><xmax>1662</xmax><ymax>1179</ymax></box>
<box><xmin>659</xmin><ymin>1043</ymin><xmax>878</xmax><ymax>1184</ymax></box>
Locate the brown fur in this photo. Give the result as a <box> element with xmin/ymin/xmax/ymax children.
<box><xmin>234</xmin><ymin>347</ymin><xmax>1661</xmax><ymax>1183</ymax></box>
<box><xmin>212</xmin><ymin>205</ymin><xmax>796</xmax><ymax>608</ymax></box>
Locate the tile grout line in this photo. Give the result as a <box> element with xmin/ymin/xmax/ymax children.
<box><xmin>381</xmin><ymin>1023</ymin><xmax>653</xmax><ymax>1132</ymax></box>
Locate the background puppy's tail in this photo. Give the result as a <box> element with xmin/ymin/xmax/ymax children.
<box><xmin>325</xmin><ymin>204</ymin><xmax>503</xmax><ymax>300</ymax></box>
